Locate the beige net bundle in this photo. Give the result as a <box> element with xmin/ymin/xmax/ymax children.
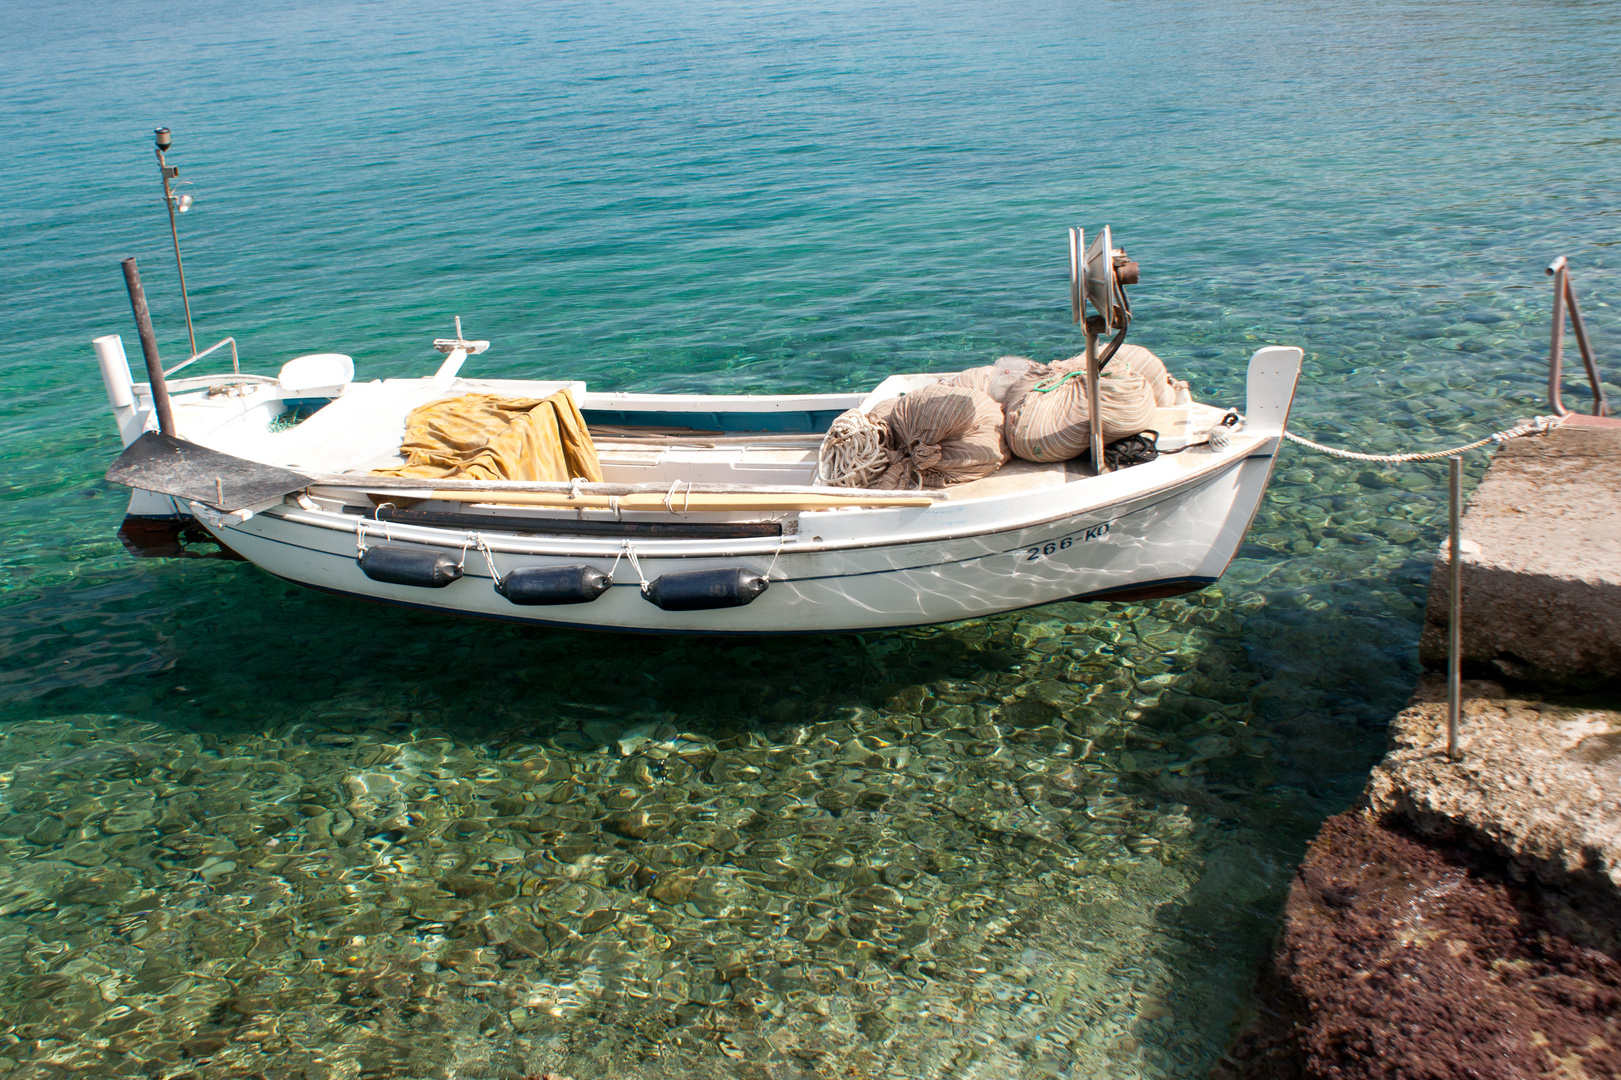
<box><xmin>816</xmin><ymin>383</ymin><xmax>1008</xmax><ymax>489</ymax></box>
<box><xmin>1003</xmin><ymin>356</ymin><xmax>1157</xmax><ymax>463</ymax></box>
<box><xmin>879</xmin><ymin>384</ymin><xmax>1008</xmax><ymax>488</ymax></box>
<box><xmin>945</xmin><ymin>356</ymin><xmax>1045</xmax><ymax>405</ymax></box>
<box><xmin>817</xmin><ymin>344</ymin><xmax>1180</xmax><ymax>483</ymax></box>
<box><xmin>1105</xmin><ymin>344</ymin><xmax>1180</xmax><ymax>408</ymax></box>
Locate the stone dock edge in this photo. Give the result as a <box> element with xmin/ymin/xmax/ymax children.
<box><xmin>1216</xmin><ymin>420</ymin><xmax>1621</xmax><ymax>1080</ymax></box>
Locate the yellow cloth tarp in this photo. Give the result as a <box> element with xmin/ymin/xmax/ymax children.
<box><xmin>374</xmin><ymin>390</ymin><xmax>603</xmax><ymax>483</ymax></box>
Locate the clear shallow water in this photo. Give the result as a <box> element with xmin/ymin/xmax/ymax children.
<box><xmin>2</xmin><ymin>1</ymin><xmax>1619</xmax><ymax>1077</ymax></box>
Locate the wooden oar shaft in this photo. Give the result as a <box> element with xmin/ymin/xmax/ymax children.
<box><xmin>428</xmin><ymin>490</ymin><xmax>935</xmax><ymax>511</ymax></box>
<box><xmin>305</xmin><ymin>472</ymin><xmax>944</xmax><ymax>501</ymax></box>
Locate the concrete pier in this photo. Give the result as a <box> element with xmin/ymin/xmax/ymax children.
<box><xmin>1222</xmin><ymin>415</ymin><xmax>1621</xmax><ymax>1080</ymax></box>
<box><xmin>1419</xmin><ymin>418</ymin><xmax>1621</xmax><ymax>685</ymax></box>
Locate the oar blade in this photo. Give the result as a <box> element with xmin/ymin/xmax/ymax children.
<box><xmin>105</xmin><ymin>431</ymin><xmax>312</xmax><ymax>511</ymax></box>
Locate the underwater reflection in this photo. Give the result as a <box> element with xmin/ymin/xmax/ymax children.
<box><xmin>0</xmin><ymin>554</ymin><xmax>1410</xmax><ymax>1078</ymax></box>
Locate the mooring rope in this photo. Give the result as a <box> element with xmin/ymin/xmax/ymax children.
<box><xmin>1281</xmin><ymin>415</ymin><xmax>1562</xmax><ymax>463</ymax></box>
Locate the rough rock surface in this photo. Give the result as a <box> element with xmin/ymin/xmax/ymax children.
<box><xmin>1367</xmin><ymin>677</ymin><xmax>1621</xmax><ymax>918</ymax></box>
<box><xmin>1228</xmin><ymin>417</ymin><xmax>1621</xmax><ymax>1079</ymax></box>
<box><xmin>1219</xmin><ymin>810</ymin><xmax>1621</xmax><ymax>1080</ymax></box>
<box><xmin>1419</xmin><ymin>421</ymin><xmax>1621</xmax><ymax>685</ymax></box>
<box><xmin>1223</xmin><ymin>678</ymin><xmax>1621</xmax><ymax>1080</ymax></box>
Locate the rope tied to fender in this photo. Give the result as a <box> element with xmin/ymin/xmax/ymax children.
<box><xmin>475</xmin><ymin>535</ymin><xmax>503</xmax><ymax>586</ymax></box>
<box><xmin>763</xmin><ymin>533</ymin><xmax>787</xmax><ymax>581</ymax></box>
<box><xmin>1281</xmin><ymin>414</ymin><xmax>1562</xmax><ymax>463</ymax></box>
<box><xmin>610</xmin><ymin>541</ymin><xmax>649</xmax><ymax>591</ymax></box>
<box><xmin>353</xmin><ymin>503</ymin><xmax>396</xmax><ymax>554</ymax></box>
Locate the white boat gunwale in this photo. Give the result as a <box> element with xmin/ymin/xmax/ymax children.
<box><xmin>221</xmin><ymin>464</ymin><xmax>1255</xmax><ymax>634</ymax></box>
<box><xmin>257</xmin><ymin>432</ymin><xmax>1271</xmax><ymax>563</ymax></box>
<box><xmin>248</xmin><ymin>456</ymin><xmax>1249</xmax><ymax>574</ymax></box>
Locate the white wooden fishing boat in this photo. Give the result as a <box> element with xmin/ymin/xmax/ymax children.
<box><xmin>95</xmin><ymin>230</ymin><xmax>1302</xmax><ymax>635</ymax></box>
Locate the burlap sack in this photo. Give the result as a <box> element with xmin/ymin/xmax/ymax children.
<box><xmin>876</xmin><ymin>383</ymin><xmax>1009</xmax><ymax>489</ymax></box>
<box><xmin>946</xmin><ymin>356</ymin><xmax>1046</xmax><ymax>406</ymax></box>
<box><xmin>866</xmin><ymin>394</ymin><xmax>901</xmax><ymax>424</ymax></box>
<box><xmin>1104</xmin><ymin>344</ymin><xmax>1178</xmax><ymax>408</ymax></box>
<box><xmin>1003</xmin><ymin>358</ymin><xmax>1157</xmax><ymax>463</ymax></box>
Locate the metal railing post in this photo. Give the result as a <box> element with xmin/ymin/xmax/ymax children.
<box><xmin>1447</xmin><ymin>454</ymin><xmax>1463</xmax><ymax>762</ymax></box>
<box><xmin>1548</xmin><ymin>258</ymin><xmax>1569</xmax><ymax>416</ymax></box>
<box><xmin>1564</xmin><ymin>277</ymin><xmax>1608</xmax><ymax>417</ymax></box>
<box><xmin>162</xmin><ymin>336</ymin><xmax>239</xmax><ymax>378</ymax></box>
<box><xmin>1547</xmin><ymin>256</ymin><xmax>1609</xmax><ymax>418</ymax></box>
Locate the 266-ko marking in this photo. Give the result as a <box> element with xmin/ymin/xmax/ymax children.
<box><xmin>1023</xmin><ymin>521</ymin><xmax>1112</xmax><ymax>561</ymax></box>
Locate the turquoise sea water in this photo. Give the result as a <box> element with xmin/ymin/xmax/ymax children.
<box><xmin>2</xmin><ymin>1</ymin><xmax>1619</xmax><ymax>1077</ymax></box>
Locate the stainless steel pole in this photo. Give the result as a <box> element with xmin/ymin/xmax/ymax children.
<box><xmin>1447</xmin><ymin>454</ymin><xmax>1463</xmax><ymax>762</ymax></box>
<box><xmin>1547</xmin><ymin>257</ymin><xmax>1568</xmax><ymax>417</ymax></box>
<box><xmin>1085</xmin><ymin>317</ymin><xmax>1106</xmax><ymax>472</ymax></box>
<box><xmin>1563</xmin><ymin>277</ymin><xmax>1608</xmax><ymax>418</ymax></box>
<box><xmin>155</xmin><ymin>128</ymin><xmax>196</xmax><ymax>358</ymax></box>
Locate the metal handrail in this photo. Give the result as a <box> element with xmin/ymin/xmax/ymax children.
<box><xmin>1447</xmin><ymin>456</ymin><xmax>1462</xmax><ymax>761</ymax></box>
<box><xmin>163</xmin><ymin>336</ymin><xmax>239</xmax><ymax>378</ymax></box>
<box><xmin>1547</xmin><ymin>257</ymin><xmax>1608</xmax><ymax>418</ymax></box>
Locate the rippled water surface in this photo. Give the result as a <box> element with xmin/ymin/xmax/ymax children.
<box><xmin>2</xmin><ymin>1</ymin><xmax>1619</xmax><ymax>1077</ymax></box>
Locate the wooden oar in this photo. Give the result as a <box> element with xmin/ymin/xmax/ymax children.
<box><xmin>303</xmin><ymin>472</ymin><xmax>946</xmax><ymax>502</ymax></box>
<box><xmin>427</xmin><ymin>490</ymin><xmax>936</xmax><ymax>511</ymax></box>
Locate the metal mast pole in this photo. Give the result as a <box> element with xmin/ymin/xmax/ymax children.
<box><xmin>121</xmin><ymin>258</ymin><xmax>176</xmax><ymax>437</ymax></box>
<box><xmin>154</xmin><ymin>127</ymin><xmax>196</xmax><ymax>358</ymax></box>
<box><xmin>1085</xmin><ymin>315</ymin><xmax>1106</xmax><ymax>472</ymax></box>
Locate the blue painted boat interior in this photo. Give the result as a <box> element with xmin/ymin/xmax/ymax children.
<box><xmin>581</xmin><ymin>408</ymin><xmax>844</xmax><ymax>433</ymax></box>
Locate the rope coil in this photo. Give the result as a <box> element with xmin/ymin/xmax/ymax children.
<box><xmin>814</xmin><ymin>410</ymin><xmax>891</xmax><ymax>488</ymax></box>
<box><xmin>1281</xmin><ymin>415</ymin><xmax>1561</xmax><ymax>463</ymax></box>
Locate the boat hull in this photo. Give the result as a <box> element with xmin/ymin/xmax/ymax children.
<box><xmin>193</xmin><ymin>441</ymin><xmax>1277</xmax><ymax>634</ymax></box>
<box><xmin>103</xmin><ymin>344</ymin><xmax>1302</xmax><ymax>634</ymax></box>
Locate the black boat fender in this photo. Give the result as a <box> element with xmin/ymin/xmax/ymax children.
<box><xmin>642</xmin><ymin>567</ymin><xmax>768</xmax><ymax>611</ymax></box>
<box><xmin>357</xmin><ymin>544</ymin><xmax>464</xmax><ymax>588</ymax></box>
<box><xmin>495</xmin><ymin>565</ymin><xmax>612</xmax><ymax>605</ymax></box>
